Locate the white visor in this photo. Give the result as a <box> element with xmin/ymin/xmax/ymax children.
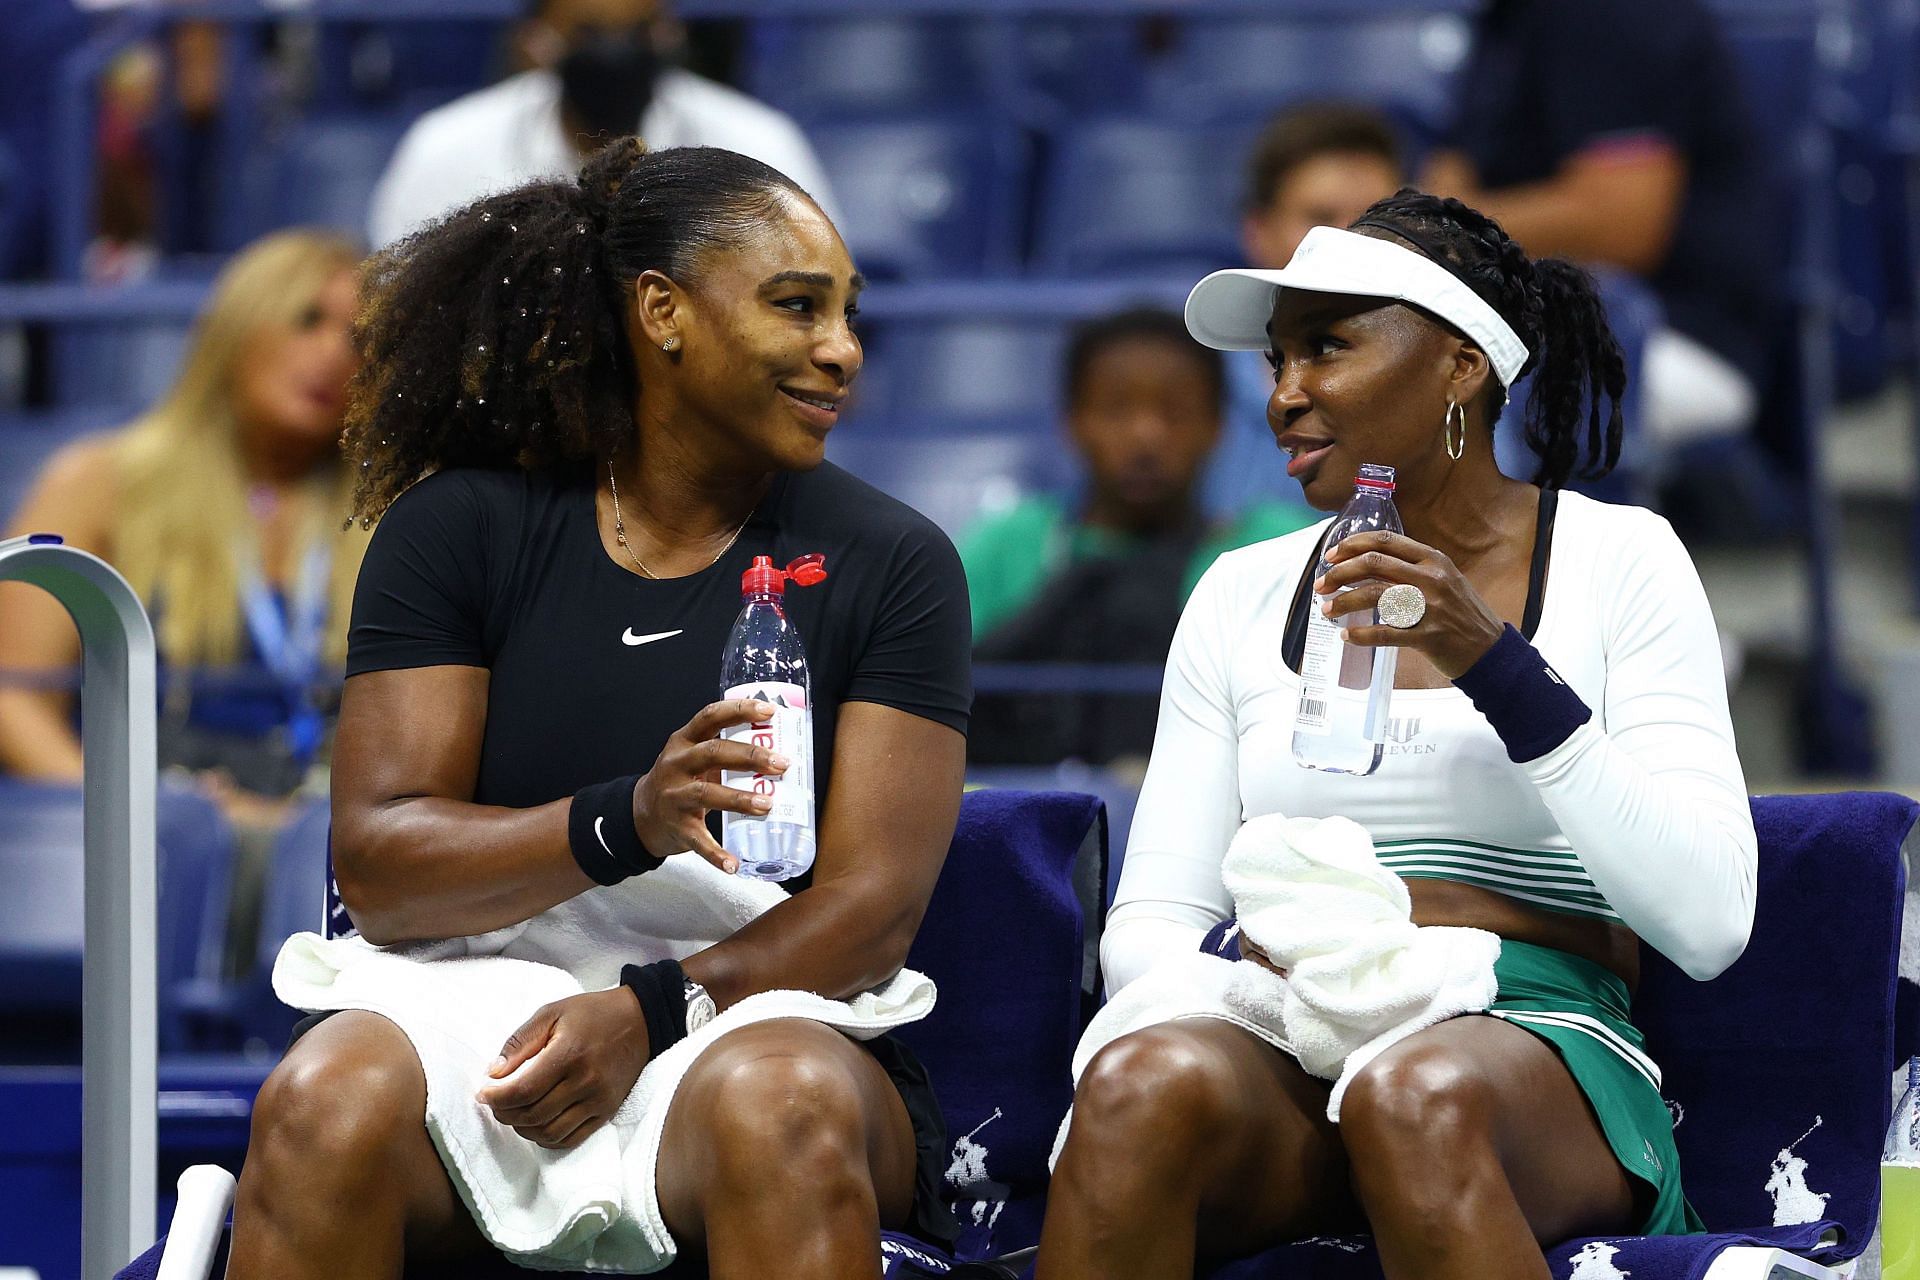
<box><xmin>1184</xmin><ymin>225</ymin><xmax>1531</xmax><ymax>387</ymax></box>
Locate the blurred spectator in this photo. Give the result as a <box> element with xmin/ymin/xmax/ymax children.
<box><xmin>1423</xmin><ymin>0</ymin><xmax>1779</xmax><ymax>453</ymax></box>
<box><xmin>0</xmin><ymin>230</ymin><xmax>371</xmax><ymax>833</ymax></box>
<box><xmin>1205</xmin><ymin>103</ymin><xmax>1405</xmax><ymax>519</ymax></box>
<box><xmin>0</xmin><ymin>0</ymin><xmax>91</xmax><ymax>279</ymax></box>
<box><xmin>367</xmin><ymin>0</ymin><xmax>836</xmax><ymax>247</ymax></box>
<box><xmin>962</xmin><ymin>307</ymin><xmax>1315</xmax><ymax>768</ymax></box>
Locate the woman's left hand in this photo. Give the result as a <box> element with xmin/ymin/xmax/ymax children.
<box><xmin>1317</xmin><ymin>531</ymin><xmax>1506</xmax><ymax>680</ymax></box>
<box><xmin>474</xmin><ymin>988</ymin><xmax>651</xmax><ymax>1149</ymax></box>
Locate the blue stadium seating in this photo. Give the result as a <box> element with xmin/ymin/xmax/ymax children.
<box><xmin>48</xmin><ymin>324</ymin><xmax>192</xmax><ymax>420</ymax></box>
<box><xmin>261</xmin><ymin>112</ymin><xmax>411</xmax><ymax>241</ymax></box>
<box><xmin>1141</xmin><ymin>14</ymin><xmax>1470</xmax><ymax>134</ymax></box>
<box><xmin>869</xmin><ymin>316</ymin><xmax>1071</xmax><ymax>424</ymax></box>
<box><xmin>0</xmin><ymin>779</ymin><xmax>237</xmax><ymax>1055</ymax></box>
<box><xmin>0</xmin><ymin>408</ymin><xmax>120</xmax><ymax>529</ymax></box>
<box><xmin>743</xmin><ymin>17</ymin><xmax>1002</xmax><ymax>119</ymax></box>
<box><xmin>826</xmin><ymin>415</ymin><xmax>1073</xmax><ymax>537</ymax></box>
<box><xmin>808</xmin><ymin>114</ymin><xmax>1028</xmax><ymax>278</ymax></box>
<box><xmin>1033</xmin><ymin>117</ymin><xmax>1258</xmax><ymax>277</ymax></box>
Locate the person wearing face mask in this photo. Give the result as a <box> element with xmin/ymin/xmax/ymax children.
<box><xmin>1035</xmin><ymin>191</ymin><xmax>1756</xmax><ymax>1279</ymax></box>
<box><xmin>366</xmin><ymin>0</ymin><xmax>836</xmax><ymax>250</ymax></box>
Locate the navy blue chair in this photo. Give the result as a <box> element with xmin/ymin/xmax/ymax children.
<box><xmin>262</xmin><ymin>111</ymin><xmax>411</xmax><ymax>240</ymax></box>
<box><xmin>1200</xmin><ymin>792</ymin><xmax>1916</xmax><ymax>1280</ymax></box>
<box><xmin>0</xmin><ymin>778</ymin><xmax>237</xmax><ymax>1054</ymax></box>
<box><xmin>873</xmin><ymin>317</ymin><xmax>1071</xmax><ymax>426</ymax></box>
<box><xmin>1141</xmin><ymin>15</ymin><xmax>1470</xmax><ymax>134</ymax></box>
<box><xmin>743</xmin><ymin>17</ymin><xmax>1000</xmax><ymax>119</ymax></box>
<box><xmin>46</xmin><ymin>323</ymin><xmax>193</xmax><ymax>421</ymax></box>
<box><xmin>809</xmin><ymin>114</ymin><xmax>1027</xmax><ymax>280</ymax></box>
<box><xmin>826</xmin><ymin>415</ymin><xmax>1072</xmax><ymax>539</ymax></box>
<box><xmin>1032</xmin><ymin>118</ymin><xmax>1256</xmax><ymax>277</ymax></box>
<box><xmin>116</xmin><ymin>788</ymin><xmax>1111</xmax><ymax>1279</ymax></box>
<box><xmin>0</xmin><ymin>408</ymin><xmax>121</xmax><ymax>528</ymax></box>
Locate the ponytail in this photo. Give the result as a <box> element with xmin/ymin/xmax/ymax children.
<box><xmin>343</xmin><ymin>139</ymin><xmax>811</xmax><ymax>521</ymax></box>
<box><xmin>1352</xmin><ymin>190</ymin><xmax>1628</xmax><ymax>489</ymax></box>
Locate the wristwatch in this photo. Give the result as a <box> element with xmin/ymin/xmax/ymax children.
<box><xmin>683</xmin><ymin>977</ymin><xmax>717</xmax><ymax>1035</ymax></box>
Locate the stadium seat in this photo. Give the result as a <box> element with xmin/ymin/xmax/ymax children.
<box><xmin>262</xmin><ymin>112</ymin><xmax>412</xmax><ymax>240</ymax></box>
<box><xmin>872</xmin><ymin>317</ymin><xmax>1072</xmax><ymax>424</ymax></box>
<box><xmin>1198</xmin><ymin>791</ymin><xmax>1917</xmax><ymax>1279</ymax></box>
<box><xmin>827</xmin><ymin>416</ymin><xmax>1072</xmax><ymax>538</ymax></box>
<box><xmin>1032</xmin><ymin>117</ymin><xmax>1257</xmax><ymax>277</ymax></box>
<box><xmin>117</xmin><ymin>787</ymin><xmax>1111</xmax><ymax>1279</ymax></box>
<box><xmin>1140</xmin><ymin>15</ymin><xmax>1471</xmax><ymax>134</ymax></box>
<box><xmin>742</xmin><ymin>17</ymin><xmax>1001</xmax><ymax>119</ymax></box>
<box><xmin>118</xmin><ymin>791</ymin><xmax>1912</xmax><ymax>1280</ymax></box>
<box><xmin>47</xmin><ymin>323</ymin><xmax>192</xmax><ymax>419</ymax></box>
<box><xmin>808</xmin><ymin>115</ymin><xmax>1028</xmax><ymax>279</ymax></box>
<box><xmin>0</xmin><ymin>407</ymin><xmax>120</xmax><ymax>528</ymax></box>
<box><xmin>0</xmin><ymin>778</ymin><xmax>237</xmax><ymax>1055</ymax></box>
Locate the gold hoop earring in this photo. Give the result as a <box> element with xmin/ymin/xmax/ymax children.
<box><xmin>1444</xmin><ymin>400</ymin><xmax>1467</xmax><ymax>461</ymax></box>
<box><xmin>661</xmin><ymin>337</ymin><xmax>679</xmax><ymax>353</ymax></box>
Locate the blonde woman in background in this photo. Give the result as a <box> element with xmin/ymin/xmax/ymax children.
<box><xmin>0</xmin><ymin>229</ymin><xmax>369</xmax><ymax>841</ymax></box>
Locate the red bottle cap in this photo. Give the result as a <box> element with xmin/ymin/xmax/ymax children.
<box><xmin>741</xmin><ymin>554</ymin><xmax>830</xmax><ymax>596</ymax></box>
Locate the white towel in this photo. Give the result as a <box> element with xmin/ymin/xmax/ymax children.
<box><xmin>271</xmin><ymin>855</ymin><xmax>937</xmax><ymax>1274</ymax></box>
<box><xmin>1054</xmin><ymin>814</ymin><xmax>1499</xmax><ymax>1164</ymax></box>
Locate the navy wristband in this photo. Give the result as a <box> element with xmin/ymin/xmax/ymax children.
<box><xmin>568</xmin><ymin>775</ymin><xmax>661</xmax><ymax>885</ymax></box>
<box><xmin>1451</xmin><ymin>624</ymin><xmax>1593</xmax><ymax>763</ymax></box>
<box><xmin>620</xmin><ymin>959</ymin><xmax>688</xmax><ymax>1060</ymax></box>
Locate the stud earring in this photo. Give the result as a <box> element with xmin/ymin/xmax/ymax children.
<box><xmin>661</xmin><ymin>337</ymin><xmax>679</xmax><ymax>353</ymax></box>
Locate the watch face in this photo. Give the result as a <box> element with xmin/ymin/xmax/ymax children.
<box><xmin>685</xmin><ymin>982</ymin><xmax>717</xmax><ymax>1033</ymax></box>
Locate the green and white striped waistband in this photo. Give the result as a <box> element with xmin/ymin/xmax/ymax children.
<box><xmin>1373</xmin><ymin>836</ymin><xmax>1623</xmax><ymax>923</ymax></box>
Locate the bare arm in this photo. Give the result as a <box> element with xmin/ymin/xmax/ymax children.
<box><xmin>0</xmin><ymin>438</ymin><xmax>120</xmax><ymax>779</ymax></box>
<box><xmin>1421</xmin><ymin>142</ymin><xmax>1686</xmax><ymax>276</ymax></box>
<box><xmin>330</xmin><ymin>666</ymin><xmax>795</xmax><ymax>946</ymax></box>
<box><xmin>328</xmin><ymin>664</ymin><xmax>590</xmax><ymax>944</ymax></box>
<box><xmin>684</xmin><ymin>699</ymin><xmax>966</xmax><ymax>1006</ymax></box>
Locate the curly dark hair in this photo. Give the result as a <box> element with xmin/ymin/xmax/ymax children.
<box><xmin>1349</xmin><ymin>189</ymin><xmax>1627</xmax><ymax>489</ymax></box>
<box><xmin>1063</xmin><ymin>306</ymin><xmax>1225</xmax><ymax>413</ymax></box>
<box><xmin>343</xmin><ymin>140</ymin><xmax>812</xmax><ymax>521</ymax></box>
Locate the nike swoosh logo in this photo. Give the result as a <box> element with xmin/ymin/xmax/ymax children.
<box><xmin>622</xmin><ymin>628</ymin><xmax>683</xmax><ymax>647</ymax></box>
<box><xmin>594</xmin><ymin>816</ymin><xmax>615</xmax><ymax>858</ymax></box>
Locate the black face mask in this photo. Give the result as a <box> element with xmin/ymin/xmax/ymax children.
<box><xmin>557</xmin><ymin>25</ymin><xmax>661</xmax><ymax>140</ymax></box>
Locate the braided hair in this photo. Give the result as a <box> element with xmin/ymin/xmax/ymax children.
<box><xmin>343</xmin><ymin>140</ymin><xmax>811</xmax><ymax>521</ymax></box>
<box><xmin>1351</xmin><ymin>190</ymin><xmax>1626</xmax><ymax>489</ymax></box>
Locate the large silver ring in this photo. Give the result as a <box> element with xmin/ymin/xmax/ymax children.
<box><xmin>1378</xmin><ymin>583</ymin><xmax>1427</xmax><ymax>629</ymax></box>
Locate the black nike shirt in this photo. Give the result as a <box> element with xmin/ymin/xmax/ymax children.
<box><xmin>344</xmin><ymin>461</ymin><xmax>972</xmax><ymax>891</ymax></box>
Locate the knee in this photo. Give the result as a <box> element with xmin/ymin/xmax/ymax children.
<box><xmin>248</xmin><ymin>1031</ymin><xmax>425</xmax><ymax>1183</ymax></box>
<box><xmin>1068</xmin><ymin>1026</ymin><xmax>1239</xmax><ymax>1166</ymax></box>
<box><xmin>1339</xmin><ymin>1043</ymin><xmax>1492</xmax><ymax>1167</ymax></box>
<box><xmin>690</xmin><ymin>1031</ymin><xmax>872</xmax><ymax>1188</ymax></box>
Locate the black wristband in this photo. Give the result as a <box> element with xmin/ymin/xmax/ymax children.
<box><xmin>620</xmin><ymin>959</ymin><xmax>688</xmax><ymax>1059</ymax></box>
<box><xmin>568</xmin><ymin>774</ymin><xmax>661</xmax><ymax>885</ymax></box>
<box><xmin>1451</xmin><ymin>624</ymin><xmax>1593</xmax><ymax>763</ymax></box>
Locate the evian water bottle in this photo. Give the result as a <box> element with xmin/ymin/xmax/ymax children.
<box><xmin>720</xmin><ymin>554</ymin><xmax>827</xmax><ymax>880</ymax></box>
<box><xmin>1293</xmin><ymin>463</ymin><xmax>1402</xmax><ymax>776</ymax></box>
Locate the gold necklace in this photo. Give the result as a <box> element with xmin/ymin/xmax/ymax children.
<box><xmin>607</xmin><ymin>460</ymin><xmax>751</xmax><ymax>580</ymax></box>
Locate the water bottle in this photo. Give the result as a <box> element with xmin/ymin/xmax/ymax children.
<box><xmin>719</xmin><ymin>554</ymin><xmax>827</xmax><ymax>881</ymax></box>
<box><xmin>1884</xmin><ymin>1056</ymin><xmax>1920</xmax><ymax>1279</ymax></box>
<box><xmin>1292</xmin><ymin>463</ymin><xmax>1403</xmax><ymax>776</ymax></box>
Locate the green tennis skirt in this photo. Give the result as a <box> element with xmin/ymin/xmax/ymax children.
<box><xmin>1485</xmin><ymin>939</ymin><xmax>1704</xmax><ymax>1236</ymax></box>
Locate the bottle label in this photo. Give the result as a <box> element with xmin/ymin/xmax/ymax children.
<box><xmin>1296</xmin><ymin>605</ymin><xmax>1339</xmax><ymax>735</ymax></box>
<box><xmin>721</xmin><ymin>681</ymin><xmax>814</xmax><ymax>827</ymax></box>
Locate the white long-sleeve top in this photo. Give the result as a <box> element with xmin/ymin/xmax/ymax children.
<box><xmin>1103</xmin><ymin>489</ymin><xmax>1757</xmax><ymax>992</ymax></box>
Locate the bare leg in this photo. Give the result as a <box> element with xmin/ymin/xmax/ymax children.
<box><xmin>1036</xmin><ymin>1020</ymin><xmax>1360</xmax><ymax>1280</ymax></box>
<box><xmin>653</xmin><ymin>1019</ymin><xmax>921</xmax><ymax>1280</ymax></box>
<box><xmin>224</xmin><ymin>1012</ymin><xmax>489</xmax><ymax>1280</ymax></box>
<box><xmin>1340</xmin><ymin>1016</ymin><xmax>1638</xmax><ymax>1280</ymax></box>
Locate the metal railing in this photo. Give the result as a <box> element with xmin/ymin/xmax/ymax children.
<box><xmin>0</xmin><ymin>535</ymin><xmax>158</xmax><ymax>1278</ymax></box>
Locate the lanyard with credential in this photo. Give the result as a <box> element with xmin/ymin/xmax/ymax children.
<box><xmin>237</xmin><ymin>540</ymin><xmax>330</xmax><ymax>766</ymax></box>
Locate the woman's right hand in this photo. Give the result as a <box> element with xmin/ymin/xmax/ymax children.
<box><xmin>631</xmin><ymin>698</ymin><xmax>790</xmax><ymax>873</ymax></box>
